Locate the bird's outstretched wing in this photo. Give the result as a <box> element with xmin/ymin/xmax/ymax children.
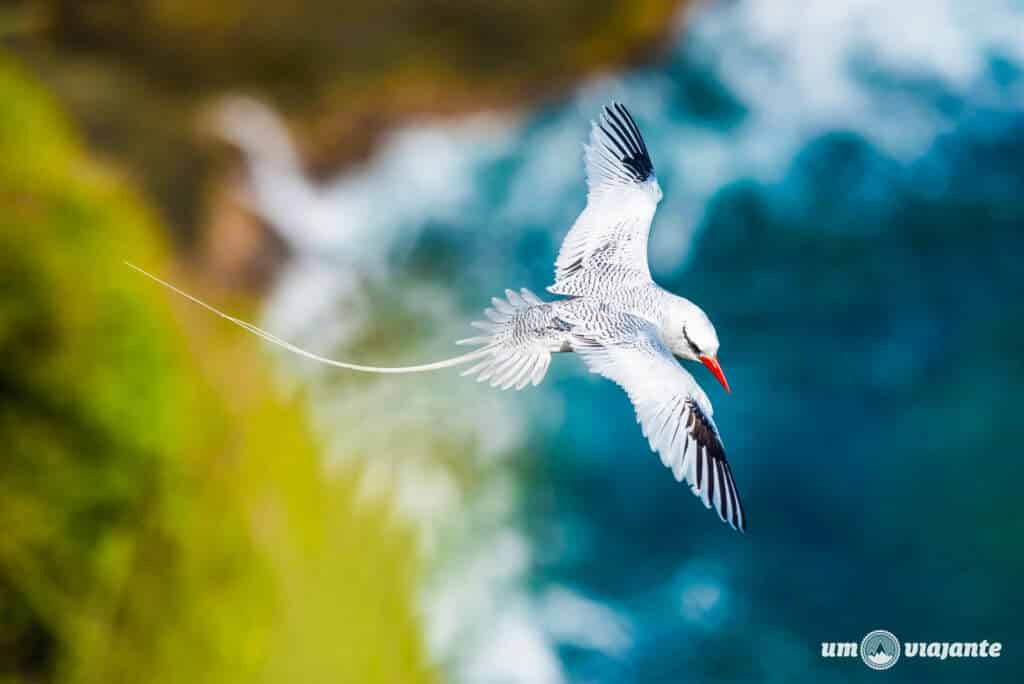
<box><xmin>570</xmin><ymin>313</ymin><xmax>746</xmax><ymax>531</ymax></box>
<box><xmin>549</xmin><ymin>103</ymin><xmax>663</xmax><ymax>298</ymax></box>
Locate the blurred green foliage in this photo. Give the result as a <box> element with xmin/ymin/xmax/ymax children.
<box><xmin>0</xmin><ymin>58</ymin><xmax>437</xmax><ymax>684</ymax></box>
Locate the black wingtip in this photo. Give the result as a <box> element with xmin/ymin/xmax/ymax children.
<box><xmin>682</xmin><ymin>397</ymin><xmax>746</xmax><ymax>533</ymax></box>
<box><xmin>597</xmin><ymin>102</ymin><xmax>654</xmax><ymax>182</ymax></box>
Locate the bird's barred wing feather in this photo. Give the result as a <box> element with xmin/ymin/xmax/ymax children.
<box><xmin>571</xmin><ymin>314</ymin><xmax>746</xmax><ymax>531</ymax></box>
<box><xmin>549</xmin><ymin>103</ymin><xmax>662</xmax><ymax>297</ymax></box>
<box><xmin>456</xmin><ymin>288</ymin><xmax>568</xmax><ymax>390</ymax></box>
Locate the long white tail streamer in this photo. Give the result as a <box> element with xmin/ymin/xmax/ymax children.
<box><xmin>125</xmin><ymin>262</ymin><xmax>491</xmax><ymax>373</ymax></box>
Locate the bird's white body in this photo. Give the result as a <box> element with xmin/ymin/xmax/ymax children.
<box><xmin>129</xmin><ymin>102</ymin><xmax>746</xmax><ymax>531</ymax></box>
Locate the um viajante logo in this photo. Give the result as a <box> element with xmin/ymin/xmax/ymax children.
<box><xmin>860</xmin><ymin>630</ymin><xmax>900</xmax><ymax>670</ymax></box>
<box><xmin>821</xmin><ymin>630</ymin><xmax>1003</xmax><ymax>670</ymax></box>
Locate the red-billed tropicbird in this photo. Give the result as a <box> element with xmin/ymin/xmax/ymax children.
<box><xmin>129</xmin><ymin>102</ymin><xmax>746</xmax><ymax>531</ymax></box>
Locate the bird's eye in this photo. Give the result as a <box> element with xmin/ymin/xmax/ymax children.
<box><xmin>682</xmin><ymin>327</ymin><xmax>701</xmax><ymax>356</ymax></box>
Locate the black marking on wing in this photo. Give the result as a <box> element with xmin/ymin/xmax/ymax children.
<box><xmin>685</xmin><ymin>397</ymin><xmax>746</xmax><ymax>531</ymax></box>
<box><xmin>601</xmin><ymin>103</ymin><xmax>654</xmax><ymax>182</ymax></box>
<box><xmin>547</xmin><ymin>317</ymin><xmax>573</xmax><ymax>333</ymax></box>
<box><xmin>554</xmin><ymin>240</ymin><xmax>620</xmax><ymax>285</ymax></box>
<box><xmin>560</xmin><ymin>256</ymin><xmax>584</xmax><ymax>278</ymax></box>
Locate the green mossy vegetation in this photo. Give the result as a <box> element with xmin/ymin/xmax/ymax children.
<box><xmin>0</xmin><ymin>58</ymin><xmax>437</xmax><ymax>684</ymax></box>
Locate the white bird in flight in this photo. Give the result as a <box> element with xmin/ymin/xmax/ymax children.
<box><xmin>129</xmin><ymin>102</ymin><xmax>746</xmax><ymax>531</ymax></box>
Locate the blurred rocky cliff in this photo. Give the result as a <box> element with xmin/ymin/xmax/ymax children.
<box><xmin>4</xmin><ymin>0</ymin><xmax>684</xmax><ymax>287</ymax></box>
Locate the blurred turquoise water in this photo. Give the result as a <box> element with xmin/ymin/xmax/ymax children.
<box><xmin>250</xmin><ymin>1</ymin><xmax>1024</xmax><ymax>681</ymax></box>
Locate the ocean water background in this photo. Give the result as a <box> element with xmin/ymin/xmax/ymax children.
<box><xmin>234</xmin><ymin>1</ymin><xmax>1024</xmax><ymax>681</ymax></box>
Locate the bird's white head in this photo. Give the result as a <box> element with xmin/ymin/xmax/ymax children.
<box><xmin>662</xmin><ymin>296</ymin><xmax>730</xmax><ymax>393</ymax></box>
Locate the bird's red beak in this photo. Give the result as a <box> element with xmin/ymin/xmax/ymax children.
<box><xmin>700</xmin><ymin>355</ymin><xmax>731</xmax><ymax>394</ymax></box>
